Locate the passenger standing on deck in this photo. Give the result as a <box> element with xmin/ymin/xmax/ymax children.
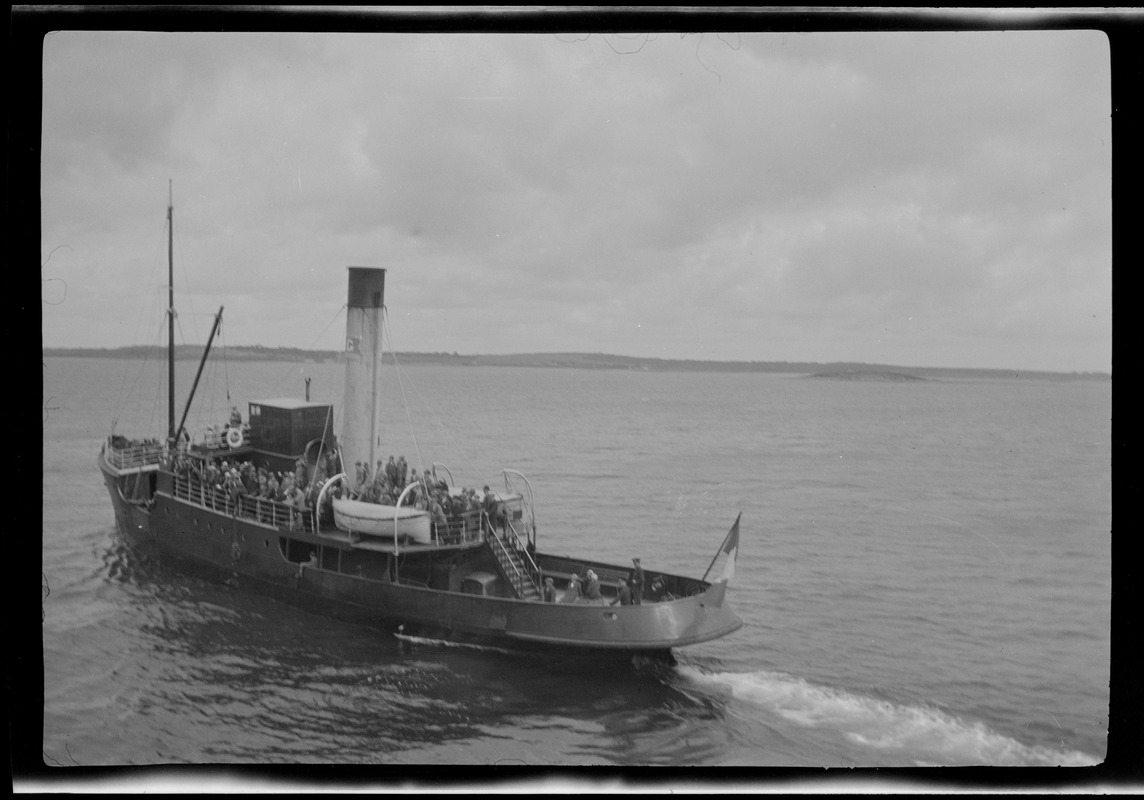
<box><xmin>612</xmin><ymin>578</ymin><xmax>633</xmax><ymax>606</ymax></box>
<box><xmin>242</xmin><ymin>463</ymin><xmax>258</xmax><ymax>494</ymax></box>
<box><xmin>543</xmin><ymin>578</ymin><xmax>557</xmax><ymax>602</ymax></box>
<box><xmin>584</xmin><ymin>570</ymin><xmax>602</xmax><ymax>602</ymax></box>
<box><xmin>561</xmin><ymin>575</ymin><xmax>582</xmax><ymax>603</ymax></box>
<box><xmin>429</xmin><ymin>496</ymin><xmax>447</xmax><ymax>535</ymax></box>
<box><xmin>630</xmin><ymin>558</ymin><xmax>645</xmax><ymax>605</ymax></box>
<box><xmin>482</xmin><ymin>486</ymin><xmax>499</xmax><ymax>531</ymax></box>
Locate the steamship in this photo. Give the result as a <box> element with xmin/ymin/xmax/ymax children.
<box><xmin>98</xmin><ymin>196</ymin><xmax>743</xmax><ymax>658</ymax></box>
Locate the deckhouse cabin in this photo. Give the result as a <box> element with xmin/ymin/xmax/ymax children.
<box><xmin>247</xmin><ymin>398</ymin><xmax>336</xmax><ymax>461</ymax></box>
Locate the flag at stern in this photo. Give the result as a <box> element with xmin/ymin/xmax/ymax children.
<box><xmin>700</xmin><ymin>514</ymin><xmax>741</xmax><ymax>607</ymax></box>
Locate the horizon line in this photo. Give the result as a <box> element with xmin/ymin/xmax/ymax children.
<box><xmin>41</xmin><ymin>345</ymin><xmax>1110</xmax><ymax>377</ymax></box>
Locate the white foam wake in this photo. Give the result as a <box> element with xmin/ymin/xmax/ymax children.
<box><xmin>676</xmin><ymin>665</ymin><xmax>1098</xmax><ymax>767</ymax></box>
<box><xmin>392</xmin><ymin>631</ymin><xmax>522</xmax><ymax>656</ymax></box>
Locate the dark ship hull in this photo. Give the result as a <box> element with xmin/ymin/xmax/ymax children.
<box><xmin>99</xmin><ymin>447</ymin><xmax>743</xmax><ymax>655</ymax></box>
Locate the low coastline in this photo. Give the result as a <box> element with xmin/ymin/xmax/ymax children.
<box><xmin>43</xmin><ymin>346</ymin><xmax>1108</xmax><ymax>381</ymax></box>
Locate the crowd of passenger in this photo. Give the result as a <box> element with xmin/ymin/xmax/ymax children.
<box><xmin>341</xmin><ymin>455</ymin><xmax>508</xmax><ymax>536</ymax></box>
<box><xmin>106</xmin><ymin>435</ymin><xmax>167</xmax><ymax>468</ymax></box>
<box><xmin>163</xmin><ymin>447</ymin><xmax>325</xmax><ymax>530</ymax></box>
<box><xmin>159</xmin><ymin>439</ymin><xmax>508</xmax><ymax>540</ymax></box>
<box><xmin>109</xmin><ymin>435</ymin><xmax>166</xmax><ymax>451</ymax></box>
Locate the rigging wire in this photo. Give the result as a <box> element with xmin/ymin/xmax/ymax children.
<box><xmin>171</xmin><ymin>206</ymin><xmax>201</xmax><ymax>345</ymax></box>
<box><xmin>379</xmin><ymin>309</ymin><xmax>481</xmax><ymax>479</ymax></box>
<box><xmin>257</xmin><ymin>301</ymin><xmax>349</xmax><ymax>404</ymax></box>
<box><xmin>381</xmin><ymin>306</ymin><xmax>426</xmax><ymax>478</ymax></box>
<box><xmin>109</xmin><ymin>214</ymin><xmax>169</xmax><ymax>437</ymax></box>
<box><xmin>219</xmin><ymin>316</ymin><xmax>233</xmax><ymax>404</ymax></box>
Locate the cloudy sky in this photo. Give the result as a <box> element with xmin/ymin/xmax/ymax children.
<box><xmin>39</xmin><ymin>25</ymin><xmax>1111</xmax><ymax>373</ymax></box>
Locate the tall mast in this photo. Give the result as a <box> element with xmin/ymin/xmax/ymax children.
<box><xmin>167</xmin><ymin>181</ymin><xmax>176</xmax><ymax>445</ymax></box>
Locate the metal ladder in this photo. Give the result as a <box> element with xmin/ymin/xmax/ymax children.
<box><xmin>486</xmin><ymin>523</ymin><xmax>541</xmax><ymax>600</ymax></box>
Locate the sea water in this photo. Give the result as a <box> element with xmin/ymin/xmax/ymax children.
<box><xmin>40</xmin><ymin>356</ymin><xmax>1111</xmax><ymax>773</ymax></box>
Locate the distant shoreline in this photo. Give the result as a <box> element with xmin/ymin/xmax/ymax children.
<box><xmin>41</xmin><ymin>346</ymin><xmax>1109</xmax><ymax>381</ymax></box>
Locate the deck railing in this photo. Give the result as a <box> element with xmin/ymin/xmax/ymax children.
<box><xmin>430</xmin><ymin>509</ymin><xmax>486</xmax><ymax>547</ymax></box>
<box><xmin>105</xmin><ymin>437</ymin><xmax>167</xmax><ymax>470</ymax></box>
<box><xmin>171</xmin><ymin>473</ymin><xmax>316</xmax><ymax>532</ymax></box>
<box><xmin>502</xmin><ymin>519</ymin><xmax>542</xmax><ymax>587</ymax></box>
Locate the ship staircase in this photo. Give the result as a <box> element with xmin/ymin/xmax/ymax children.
<box><xmin>485</xmin><ymin>516</ymin><xmax>542</xmax><ymax>601</ymax></box>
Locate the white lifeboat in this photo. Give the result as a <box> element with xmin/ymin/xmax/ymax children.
<box><xmin>331</xmin><ymin>498</ymin><xmax>432</xmax><ymax>542</ymax></box>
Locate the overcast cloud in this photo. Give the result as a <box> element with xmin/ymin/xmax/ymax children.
<box><xmin>40</xmin><ymin>29</ymin><xmax>1111</xmax><ymax>373</ymax></box>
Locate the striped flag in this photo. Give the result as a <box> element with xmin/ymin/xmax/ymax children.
<box><xmin>701</xmin><ymin>514</ymin><xmax>741</xmax><ymax>606</ymax></box>
<box><xmin>718</xmin><ymin>514</ymin><xmax>740</xmax><ymax>584</ymax></box>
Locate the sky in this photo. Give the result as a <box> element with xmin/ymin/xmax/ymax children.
<box><xmin>38</xmin><ymin>23</ymin><xmax>1112</xmax><ymax>373</ymax></box>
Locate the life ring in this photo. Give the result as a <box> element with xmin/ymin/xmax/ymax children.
<box><xmin>226</xmin><ymin>427</ymin><xmax>244</xmax><ymax>449</ymax></box>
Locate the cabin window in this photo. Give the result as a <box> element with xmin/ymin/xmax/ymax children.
<box><xmin>338</xmin><ymin>549</ymin><xmax>386</xmax><ymax>580</ymax></box>
<box><xmin>460</xmin><ymin>571</ymin><xmax>498</xmax><ymax>596</ymax></box>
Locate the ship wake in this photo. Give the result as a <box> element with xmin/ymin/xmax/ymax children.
<box><xmin>675</xmin><ymin>665</ymin><xmax>1099</xmax><ymax>767</ymax></box>
<box><xmin>393</xmin><ymin>630</ymin><xmax>525</xmax><ymax>657</ymax></box>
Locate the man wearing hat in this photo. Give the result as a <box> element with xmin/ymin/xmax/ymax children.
<box><xmin>630</xmin><ymin>558</ymin><xmax>645</xmax><ymax>605</ymax></box>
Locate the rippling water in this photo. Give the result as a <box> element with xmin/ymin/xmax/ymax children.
<box><xmin>41</xmin><ymin>356</ymin><xmax>1111</xmax><ymax>776</ymax></box>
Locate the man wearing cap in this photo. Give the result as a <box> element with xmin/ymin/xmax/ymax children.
<box><xmin>630</xmin><ymin>558</ymin><xmax>645</xmax><ymax>605</ymax></box>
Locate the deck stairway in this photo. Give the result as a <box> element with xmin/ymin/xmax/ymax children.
<box><xmin>485</xmin><ymin>521</ymin><xmax>542</xmax><ymax>601</ymax></box>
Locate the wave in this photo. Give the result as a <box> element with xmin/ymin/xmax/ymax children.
<box><xmin>676</xmin><ymin>665</ymin><xmax>1098</xmax><ymax>767</ymax></box>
